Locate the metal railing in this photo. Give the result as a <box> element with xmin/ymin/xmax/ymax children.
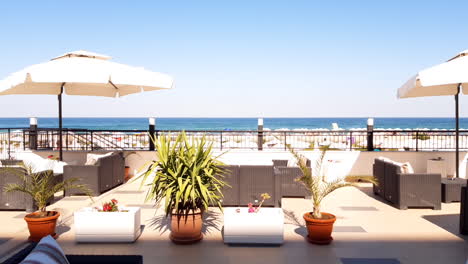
<box><xmin>2</xmin><ymin>128</ymin><xmax>468</xmax><ymax>159</ymax></box>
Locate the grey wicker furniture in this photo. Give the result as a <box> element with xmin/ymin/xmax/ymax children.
<box><xmin>63</xmin><ymin>152</ymin><xmax>124</xmax><ymax>196</ymax></box>
<box><xmin>0</xmin><ymin>164</ymin><xmax>32</xmax><ymax>211</ymax></box>
<box><xmin>220</xmin><ymin>165</ymin><xmax>280</xmax><ymax>207</ymax></box>
<box><xmin>273</xmin><ymin>166</ymin><xmax>309</xmax><ymax>198</ymax></box>
<box><xmin>441</xmin><ymin>178</ymin><xmax>467</xmax><ymax>203</ymax></box>
<box><xmin>460</xmin><ymin>186</ymin><xmax>468</xmax><ymax>235</ymax></box>
<box><xmin>373</xmin><ymin>158</ymin><xmax>441</xmax><ymax>210</ymax></box>
<box><xmin>1</xmin><ymin>160</ymin><xmax>60</xmax><ymax>211</ymax></box>
<box><xmin>218</xmin><ymin>160</ymin><xmax>310</xmax><ymax>207</ymax></box>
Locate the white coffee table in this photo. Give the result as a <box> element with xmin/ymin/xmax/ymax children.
<box><xmin>223</xmin><ymin>207</ymin><xmax>284</xmax><ymax>244</ymax></box>
<box><xmin>74</xmin><ymin>207</ymin><xmax>141</xmax><ymax>242</ymax></box>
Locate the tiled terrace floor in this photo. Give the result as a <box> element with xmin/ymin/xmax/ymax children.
<box><xmin>1</xmin><ymin>177</ymin><xmax>467</xmax><ymax>264</ymax></box>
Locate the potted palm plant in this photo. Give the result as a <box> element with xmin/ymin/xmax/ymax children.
<box><xmin>4</xmin><ymin>164</ymin><xmax>92</xmax><ymax>242</ymax></box>
<box><xmin>140</xmin><ymin>132</ymin><xmax>227</xmax><ymax>244</ymax></box>
<box><xmin>290</xmin><ymin>146</ymin><xmax>363</xmax><ymax>245</ymax></box>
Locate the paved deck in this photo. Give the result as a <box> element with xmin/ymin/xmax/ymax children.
<box><xmin>1</xmin><ymin>177</ymin><xmax>467</xmax><ymax>264</ymax></box>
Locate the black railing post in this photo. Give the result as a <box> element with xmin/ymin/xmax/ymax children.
<box><xmin>29</xmin><ymin>118</ymin><xmax>38</xmax><ymax>151</ymax></box>
<box><xmin>7</xmin><ymin>128</ymin><xmax>11</xmax><ymax>159</ymax></box>
<box><xmin>257</xmin><ymin>118</ymin><xmax>263</xmax><ymax>151</ymax></box>
<box><xmin>22</xmin><ymin>130</ymin><xmax>26</xmax><ymax>151</ymax></box>
<box><xmin>415</xmin><ymin>131</ymin><xmax>419</xmax><ymax>152</ymax></box>
<box><xmin>284</xmin><ymin>132</ymin><xmax>287</xmax><ymax>151</ymax></box>
<box><xmin>349</xmin><ymin>131</ymin><xmax>353</xmax><ymax>151</ymax></box>
<box><xmin>149</xmin><ymin>118</ymin><xmax>155</xmax><ymax>151</ymax></box>
<box><xmin>367</xmin><ymin>118</ymin><xmax>374</xmax><ymax>151</ymax></box>
<box><xmin>90</xmin><ymin>131</ymin><xmax>94</xmax><ymax>151</ymax></box>
<box><xmin>220</xmin><ymin>131</ymin><xmax>223</xmax><ymax>150</ymax></box>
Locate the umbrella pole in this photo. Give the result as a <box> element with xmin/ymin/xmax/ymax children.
<box><xmin>58</xmin><ymin>84</ymin><xmax>64</xmax><ymax>161</ymax></box>
<box><xmin>455</xmin><ymin>84</ymin><xmax>461</xmax><ymax>178</ymax></box>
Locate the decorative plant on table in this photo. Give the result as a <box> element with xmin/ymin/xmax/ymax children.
<box><xmin>247</xmin><ymin>193</ymin><xmax>271</xmax><ymax>213</ymax></box>
<box><xmin>4</xmin><ymin>163</ymin><xmax>93</xmax><ymax>242</ymax></box>
<box><xmin>289</xmin><ymin>145</ymin><xmax>371</xmax><ymax>245</ymax></box>
<box><xmin>140</xmin><ymin>131</ymin><xmax>227</xmax><ymax>244</ymax></box>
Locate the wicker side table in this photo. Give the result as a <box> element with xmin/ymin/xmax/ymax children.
<box><xmin>441</xmin><ymin>178</ymin><xmax>467</xmax><ymax>203</ymax></box>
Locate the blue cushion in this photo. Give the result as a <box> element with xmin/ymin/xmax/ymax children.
<box><xmin>20</xmin><ymin>235</ymin><xmax>69</xmax><ymax>264</ymax></box>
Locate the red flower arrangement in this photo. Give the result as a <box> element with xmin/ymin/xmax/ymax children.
<box><xmin>101</xmin><ymin>199</ymin><xmax>119</xmax><ymax>212</ymax></box>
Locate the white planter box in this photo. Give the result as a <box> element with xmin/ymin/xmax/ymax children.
<box><xmin>223</xmin><ymin>207</ymin><xmax>284</xmax><ymax>244</ymax></box>
<box><xmin>74</xmin><ymin>207</ymin><xmax>141</xmax><ymax>242</ymax></box>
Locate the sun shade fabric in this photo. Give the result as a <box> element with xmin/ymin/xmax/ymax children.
<box><xmin>0</xmin><ymin>52</ymin><xmax>174</xmax><ymax>98</ymax></box>
<box><xmin>397</xmin><ymin>54</ymin><xmax>468</xmax><ymax>98</ymax></box>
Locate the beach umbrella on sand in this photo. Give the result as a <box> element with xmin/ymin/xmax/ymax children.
<box><xmin>397</xmin><ymin>49</ymin><xmax>468</xmax><ymax>178</ymax></box>
<box><xmin>0</xmin><ymin>50</ymin><xmax>174</xmax><ymax>160</ymax></box>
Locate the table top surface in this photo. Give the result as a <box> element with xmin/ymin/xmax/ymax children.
<box><xmin>441</xmin><ymin>178</ymin><xmax>467</xmax><ymax>185</ymax></box>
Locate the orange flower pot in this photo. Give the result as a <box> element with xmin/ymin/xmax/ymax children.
<box><xmin>303</xmin><ymin>212</ymin><xmax>336</xmax><ymax>245</ymax></box>
<box><xmin>24</xmin><ymin>211</ymin><xmax>60</xmax><ymax>242</ymax></box>
<box><xmin>170</xmin><ymin>211</ymin><xmax>203</xmax><ymax>244</ymax></box>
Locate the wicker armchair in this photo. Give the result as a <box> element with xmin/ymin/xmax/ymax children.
<box><xmin>63</xmin><ymin>152</ymin><xmax>124</xmax><ymax>196</ymax></box>
<box><xmin>373</xmin><ymin>158</ymin><xmax>441</xmax><ymax>210</ymax></box>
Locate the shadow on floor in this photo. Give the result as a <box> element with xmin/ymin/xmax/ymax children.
<box><xmin>422</xmin><ymin>214</ymin><xmax>468</xmax><ymax>241</ymax></box>
<box><xmin>0</xmin><ymin>237</ymin><xmax>11</xmax><ymax>245</ymax></box>
<box><xmin>148</xmin><ymin>211</ymin><xmax>221</xmax><ymax>235</ymax></box>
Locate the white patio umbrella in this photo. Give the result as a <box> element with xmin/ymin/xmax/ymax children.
<box><xmin>0</xmin><ymin>50</ymin><xmax>174</xmax><ymax>160</ymax></box>
<box><xmin>397</xmin><ymin>49</ymin><xmax>468</xmax><ymax>177</ymax></box>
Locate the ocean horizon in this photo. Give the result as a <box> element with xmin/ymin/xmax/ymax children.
<box><xmin>1</xmin><ymin>117</ymin><xmax>468</xmax><ymax>131</ymax></box>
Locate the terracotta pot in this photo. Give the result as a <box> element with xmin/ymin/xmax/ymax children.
<box><xmin>124</xmin><ymin>166</ymin><xmax>131</xmax><ymax>182</ymax></box>
<box><xmin>303</xmin><ymin>212</ymin><xmax>336</xmax><ymax>245</ymax></box>
<box><xmin>24</xmin><ymin>211</ymin><xmax>60</xmax><ymax>242</ymax></box>
<box><xmin>170</xmin><ymin>210</ymin><xmax>203</xmax><ymax>244</ymax></box>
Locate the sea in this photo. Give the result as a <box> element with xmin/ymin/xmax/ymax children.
<box><xmin>0</xmin><ymin>117</ymin><xmax>467</xmax><ymax>131</ymax></box>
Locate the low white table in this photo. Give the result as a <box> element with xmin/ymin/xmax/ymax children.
<box><xmin>74</xmin><ymin>207</ymin><xmax>141</xmax><ymax>242</ymax></box>
<box><xmin>223</xmin><ymin>207</ymin><xmax>284</xmax><ymax>244</ymax></box>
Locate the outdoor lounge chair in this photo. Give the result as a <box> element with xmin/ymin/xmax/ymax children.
<box><xmin>0</xmin><ymin>160</ymin><xmax>58</xmax><ymax>211</ymax></box>
<box><xmin>0</xmin><ymin>164</ymin><xmax>32</xmax><ymax>211</ymax></box>
<box><xmin>372</xmin><ymin>158</ymin><xmax>441</xmax><ymax>210</ymax></box>
<box><xmin>218</xmin><ymin>165</ymin><xmax>281</xmax><ymax>207</ymax></box>
<box><xmin>63</xmin><ymin>152</ymin><xmax>124</xmax><ymax>196</ymax></box>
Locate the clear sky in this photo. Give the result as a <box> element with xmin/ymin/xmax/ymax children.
<box><xmin>1</xmin><ymin>0</ymin><xmax>468</xmax><ymax>118</ymax></box>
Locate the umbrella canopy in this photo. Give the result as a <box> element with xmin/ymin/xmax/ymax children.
<box><xmin>398</xmin><ymin>50</ymin><xmax>468</xmax><ymax>98</ymax></box>
<box><xmin>0</xmin><ymin>50</ymin><xmax>174</xmax><ymax>97</ymax></box>
<box><xmin>397</xmin><ymin>50</ymin><xmax>467</xmax><ymax>177</ymax></box>
<box><xmin>0</xmin><ymin>50</ymin><xmax>174</xmax><ymax>160</ymax></box>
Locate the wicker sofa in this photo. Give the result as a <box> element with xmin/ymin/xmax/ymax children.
<box><xmin>63</xmin><ymin>152</ymin><xmax>124</xmax><ymax>196</ymax></box>
<box><xmin>219</xmin><ymin>160</ymin><xmax>309</xmax><ymax>207</ymax></box>
<box><xmin>0</xmin><ymin>162</ymin><xmax>33</xmax><ymax>211</ymax></box>
<box><xmin>372</xmin><ymin>158</ymin><xmax>441</xmax><ymax>210</ymax></box>
<box><xmin>0</xmin><ymin>160</ymin><xmax>60</xmax><ymax>211</ymax></box>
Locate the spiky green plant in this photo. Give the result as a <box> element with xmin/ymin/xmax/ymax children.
<box><xmin>289</xmin><ymin>146</ymin><xmax>358</xmax><ymax>219</ymax></box>
<box><xmin>140</xmin><ymin>131</ymin><xmax>227</xmax><ymax>217</ymax></box>
<box><xmin>3</xmin><ymin>163</ymin><xmax>93</xmax><ymax>217</ymax></box>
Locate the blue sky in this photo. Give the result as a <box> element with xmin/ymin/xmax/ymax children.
<box><xmin>0</xmin><ymin>0</ymin><xmax>467</xmax><ymax>118</ymax></box>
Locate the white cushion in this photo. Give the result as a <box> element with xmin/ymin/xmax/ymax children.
<box><xmin>20</xmin><ymin>235</ymin><xmax>70</xmax><ymax>264</ymax></box>
<box><xmin>402</xmin><ymin>162</ymin><xmax>414</xmax><ymax>174</ymax></box>
<box><xmin>85</xmin><ymin>152</ymin><xmax>113</xmax><ymax>165</ymax></box>
<box><xmin>377</xmin><ymin>156</ymin><xmax>392</xmax><ymax>162</ymax></box>
<box><xmin>52</xmin><ymin>161</ymin><xmax>68</xmax><ymax>174</ymax></box>
<box><xmin>286</xmin><ymin>158</ymin><xmax>297</xmax><ymax>167</ymax></box>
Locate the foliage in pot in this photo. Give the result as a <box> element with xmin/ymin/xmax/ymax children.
<box><xmin>140</xmin><ymin>131</ymin><xmax>227</xmax><ymax>244</ymax></box>
<box><xmin>4</xmin><ymin>164</ymin><xmax>93</xmax><ymax>242</ymax></box>
<box><xmin>290</xmin><ymin>146</ymin><xmax>372</xmax><ymax>244</ymax></box>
